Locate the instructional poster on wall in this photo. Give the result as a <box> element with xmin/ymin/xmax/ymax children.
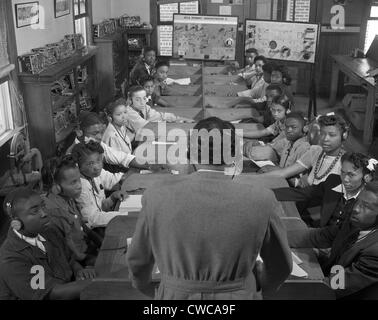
<box><xmin>245</xmin><ymin>20</ymin><xmax>320</xmax><ymax>64</ymax></box>
<box><xmin>158</xmin><ymin>25</ymin><xmax>174</xmax><ymax>56</ymax></box>
<box><xmin>173</xmin><ymin>14</ymin><xmax>238</xmax><ymax>61</ymax></box>
<box><xmin>179</xmin><ymin>1</ymin><xmax>199</xmax><ymax>14</ymax></box>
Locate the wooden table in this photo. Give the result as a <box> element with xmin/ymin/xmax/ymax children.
<box><xmin>329</xmin><ymin>55</ymin><xmax>378</xmax><ymax>145</ymax></box>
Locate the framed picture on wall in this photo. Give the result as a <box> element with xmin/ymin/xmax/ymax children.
<box><xmin>15</xmin><ymin>1</ymin><xmax>39</xmax><ymax>28</ymax></box>
<box><xmin>55</xmin><ymin>0</ymin><xmax>70</xmax><ymax>18</ymax></box>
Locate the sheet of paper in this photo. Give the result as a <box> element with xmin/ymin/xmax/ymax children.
<box><xmin>257</xmin><ymin>254</ymin><xmax>308</xmax><ymax>278</ymax></box>
<box><xmin>291</xmin><ymin>261</ymin><xmax>308</xmax><ymax>278</ymax></box>
<box><xmin>159</xmin><ymin>3</ymin><xmax>178</xmax><ymax>22</ymax></box>
<box><xmin>251</xmin><ymin>160</ymin><xmax>275</xmax><ymax>168</ymax></box>
<box><xmin>152</xmin><ymin>141</ymin><xmax>178</xmax><ymax>145</ymax></box>
<box><xmin>173</xmin><ymin>78</ymin><xmax>191</xmax><ymax>85</ymax></box>
<box><xmin>291</xmin><ymin>251</ymin><xmax>303</xmax><ymax>265</ymax></box>
<box><xmin>180</xmin><ymin>1</ymin><xmax>199</xmax><ymax>14</ymax></box>
<box><xmin>119</xmin><ymin>195</ymin><xmax>143</xmax><ymax>212</ymax></box>
<box><xmin>157</xmin><ymin>25</ymin><xmax>173</xmax><ymax>56</ymax></box>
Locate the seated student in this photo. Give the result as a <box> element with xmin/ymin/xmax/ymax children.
<box><xmin>153</xmin><ymin>60</ymin><xmax>172</xmax><ymax>97</ymax></box>
<box><xmin>42</xmin><ymin>156</ymin><xmax>100</xmax><ymax>266</ymax></box>
<box><xmin>142</xmin><ymin>75</ymin><xmax>175</xmax><ymax>108</ymax></box>
<box><xmin>287</xmin><ymin>181</ymin><xmax>378</xmax><ymax>299</ymax></box>
<box><xmin>127</xmin><ymin>117</ymin><xmax>292</xmax><ymax>300</ymax></box>
<box><xmin>243</xmin><ymin>94</ymin><xmax>292</xmax><ymax>142</ymax></box>
<box><xmin>129</xmin><ymin>46</ymin><xmax>156</xmax><ymax>86</ymax></box>
<box><xmin>125</xmin><ymin>86</ymin><xmax>194</xmax><ymax>134</ymax></box>
<box><xmin>102</xmin><ymin>98</ymin><xmax>135</xmax><ymax>154</ymax></box>
<box><xmin>274</xmin><ymin>153</ymin><xmax>377</xmax><ymax>228</ymax></box>
<box><xmin>245</xmin><ymin>112</ymin><xmax>311</xmax><ymax>178</ymax></box>
<box><xmin>262</xmin><ymin>114</ymin><xmax>349</xmax><ymax>187</ymax></box>
<box><xmin>271</xmin><ymin>64</ymin><xmax>295</xmax><ymax>104</ymax></box>
<box><xmin>68</xmin><ymin>111</ymin><xmax>151</xmax><ymax>171</ymax></box>
<box><xmin>237</xmin><ymin>48</ymin><xmax>259</xmax><ymax>85</ymax></box>
<box><xmin>0</xmin><ymin>187</ymin><xmax>95</xmax><ymax>300</ymax></box>
<box><xmin>71</xmin><ymin>141</ymin><xmax>128</xmax><ymax>228</ymax></box>
<box><xmin>229</xmin><ymin>56</ymin><xmax>269</xmax><ymax>108</ymax></box>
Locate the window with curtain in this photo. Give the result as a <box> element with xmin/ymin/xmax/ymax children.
<box><xmin>74</xmin><ymin>0</ymin><xmax>89</xmax><ymax>45</ymax></box>
<box><xmin>365</xmin><ymin>1</ymin><xmax>378</xmax><ymax>52</ymax></box>
<box><xmin>0</xmin><ymin>0</ymin><xmax>15</xmax><ymax>146</ymax></box>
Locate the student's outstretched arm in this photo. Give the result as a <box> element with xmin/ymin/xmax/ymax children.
<box><xmin>243</xmin><ymin>128</ymin><xmax>271</xmax><ymax>139</ymax></box>
<box><xmin>261</xmin><ymin>162</ymin><xmax>306</xmax><ymax>179</ymax></box>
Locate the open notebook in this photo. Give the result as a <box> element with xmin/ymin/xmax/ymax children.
<box><xmin>119</xmin><ymin>195</ymin><xmax>143</xmax><ymax>212</ymax></box>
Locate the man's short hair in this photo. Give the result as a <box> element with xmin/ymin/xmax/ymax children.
<box><xmin>79</xmin><ymin>112</ymin><xmax>103</xmax><ymax>131</ymax></box>
<box><xmin>246</xmin><ymin>48</ymin><xmax>258</xmax><ymax>55</ymax></box>
<box><xmin>285</xmin><ymin>111</ymin><xmax>306</xmax><ymax>127</ymax></box>
<box><xmin>3</xmin><ymin>187</ymin><xmax>39</xmax><ymax>218</ymax></box>
<box><xmin>188</xmin><ymin>117</ymin><xmax>236</xmax><ymax>166</ymax></box>
<box><xmin>155</xmin><ymin>60</ymin><xmax>170</xmax><ymax>70</ymax></box>
<box><xmin>71</xmin><ymin>141</ymin><xmax>104</xmax><ymax>165</ymax></box>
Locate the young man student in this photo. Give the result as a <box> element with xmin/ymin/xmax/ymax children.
<box><xmin>0</xmin><ymin>187</ymin><xmax>95</xmax><ymax>300</ymax></box>
<box><xmin>127</xmin><ymin>117</ymin><xmax>292</xmax><ymax>300</ymax></box>
<box><xmin>242</xmin><ymin>94</ymin><xmax>292</xmax><ymax>142</ymax></box>
<box><xmin>244</xmin><ymin>112</ymin><xmax>310</xmax><ymax>179</ymax></box>
<box><xmin>68</xmin><ymin>111</ymin><xmax>152</xmax><ymax>171</ymax></box>
<box><xmin>287</xmin><ymin>181</ymin><xmax>378</xmax><ymax>299</ymax></box>
<box><xmin>126</xmin><ymin>85</ymin><xmax>194</xmax><ymax>135</ymax></box>
<box><xmin>228</xmin><ymin>56</ymin><xmax>270</xmax><ymax>108</ymax></box>
<box><xmin>71</xmin><ymin>141</ymin><xmax>129</xmax><ymax>228</ymax></box>
<box><xmin>142</xmin><ymin>75</ymin><xmax>175</xmax><ymax>108</ymax></box>
<box><xmin>42</xmin><ymin>156</ymin><xmax>101</xmax><ymax>266</ymax></box>
<box><xmin>262</xmin><ymin>114</ymin><xmax>349</xmax><ymax>187</ymax></box>
<box><xmin>238</xmin><ymin>48</ymin><xmax>259</xmax><ymax>85</ymax></box>
<box><xmin>273</xmin><ymin>153</ymin><xmax>377</xmax><ymax>228</ymax></box>
<box><xmin>129</xmin><ymin>46</ymin><xmax>156</xmax><ymax>86</ymax></box>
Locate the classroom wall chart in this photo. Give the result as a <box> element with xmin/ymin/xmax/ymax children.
<box><xmin>173</xmin><ymin>14</ymin><xmax>238</xmax><ymax>61</ymax></box>
<box><xmin>245</xmin><ymin>20</ymin><xmax>320</xmax><ymax>64</ymax></box>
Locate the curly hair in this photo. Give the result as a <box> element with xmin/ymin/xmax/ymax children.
<box><xmin>42</xmin><ymin>155</ymin><xmax>78</xmax><ymax>189</ymax></box>
<box><xmin>271</xmin><ymin>94</ymin><xmax>292</xmax><ymax>111</ymax></box>
<box><xmin>317</xmin><ymin>114</ymin><xmax>349</xmax><ymax>135</ymax></box>
<box><xmin>155</xmin><ymin>60</ymin><xmax>170</xmax><ymax>70</ymax></box>
<box><xmin>285</xmin><ymin>111</ymin><xmax>306</xmax><ymax>127</ymax></box>
<box><xmin>341</xmin><ymin>152</ymin><xmax>375</xmax><ymax>175</ymax></box>
<box><xmin>127</xmin><ymin>85</ymin><xmax>146</xmax><ymax>99</ymax></box>
<box><xmin>273</xmin><ymin>65</ymin><xmax>292</xmax><ymax>86</ymax></box>
<box><xmin>71</xmin><ymin>141</ymin><xmax>104</xmax><ymax>165</ymax></box>
<box><xmin>104</xmin><ymin>98</ymin><xmax>128</xmax><ymax>118</ymax></box>
<box><xmin>79</xmin><ymin>112</ymin><xmax>103</xmax><ymax>131</ymax></box>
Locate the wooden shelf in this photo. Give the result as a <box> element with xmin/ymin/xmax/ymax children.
<box><xmin>18</xmin><ymin>46</ymin><xmax>98</xmax><ymax>84</ymax></box>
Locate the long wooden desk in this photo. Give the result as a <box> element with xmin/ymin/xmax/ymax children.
<box><xmin>81</xmin><ymin>173</ymin><xmax>333</xmax><ymax>300</ymax></box>
<box><xmin>329</xmin><ymin>55</ymin><xmax>378</xmax><ymax>145</ymax></box>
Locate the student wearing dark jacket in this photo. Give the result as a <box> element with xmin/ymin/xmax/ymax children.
<box><xmin>287</xmin><ymin>181</ymin><xmax>378</xmax><ymax>299</ymax></box>
<box><xmin>273</xmin><ymin>153</ymin><xmax>376</xmax><ymax>227</ymax></box>
<box><xmin>0</xmin><ymin>187</ymin><xmax>95</xmax><ymax>300</ymax></box>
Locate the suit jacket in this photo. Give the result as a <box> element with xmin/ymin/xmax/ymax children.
<box><xmin>273</xmin><ymin>174</ymin><xmax>348</xmax><ymax>227</ymax></box>
<box><xmin>126</xmin><ymin>171</ymin><xmax>292</xmax><ymax>300</ymax></box>
<box><xmin>288</xmin><ymin>220</ymin><xmax>378</xmax><ymax>298</ymax></box>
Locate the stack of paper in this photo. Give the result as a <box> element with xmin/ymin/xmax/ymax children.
<box><xmin>119</xmin><ymin>195</ymin><xmax>143</xmax><ymax>212</ymax></box>
<box><xmin>166</xmin><ymin>77</ymin><xmax>191</xmax><ymax>85</ymax></box>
